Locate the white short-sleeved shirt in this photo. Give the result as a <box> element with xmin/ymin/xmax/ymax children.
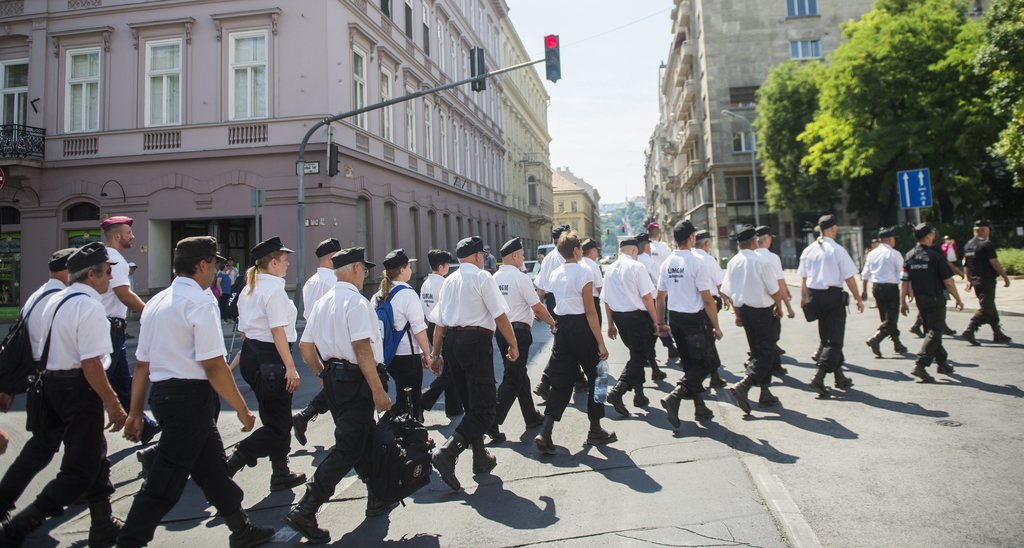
<box><xmin>550</xmin><ymin>262</ymin><xmax>596</xmax><ymax>316</ymax></box>
<box><xmin>534</xmin><ymin>251</ymin><xmax>566</xmax><ymax>292</ymax></box>
<box><xmin>658</xmin><ymin>250</ymin><xmax>711</xmax><ymax>313</ymax></box>
<box><xmin>494</xmin><ymin>265</ymin><xmax>541</xmax><ymax>325</ymax></box>
<box><xmin>136</xmin><ymin>277</ymin><xmax>228</xmax><ymax>382</ymax></box>
<box><xmin>40</xmin><ymin>283</ymin><xmax>112</xmax><ymax>371</ymax></box>
<box><xmin>372</xmin><ymin>282</ymin><xmax>428</xmax><ymax>355</ymax></box>
<box><xmin>301</xmin><ymin>281</ymin><xmax>383</xmax><ymax>364</ymax></box>
<box><xmin>755</xmin><ymin>248</ymin><xmax>786</xmax><ymax>281</ymax></box>
<box><xmin>693</xmin><ymin>248</ymin><xmax>724</xmax><ymax>296</ymax></box>
<box><xmin>650</xmin><ymin>239</ymin><xmax>673</xmax><ymax>270</ymax></box>
<box><xmin>583</xmin><ymin>257</ymin><xmax>604</xmax><ymax>297</ymax></box>
<box><xmin>238</xmin><ymin>273</ymin><xmax>298</xmax><ymax>343</ymax></box>
<box><xmin>720</xmin><ymin>250</ymin><xmax>778</xmax><ymax>308</ymax></box>
<box><xmin>100</xmin><ymin>246</ymin><xmax>131</xmax><ymax>319</ymax></box>
<box><xmin>23</xmin><ymin>279</ymin><xmax>66</xmax><ymax>361</ymax></box>
<box><xmin>428</xmin><ymin>262</ymin><xmax>509</xmax><ymax>331</ymax></box>
<box><xmin>862</xmin><ymin>243</ymin><xmax>903</xmax><ymax>285</ymax></box>
<box><xmin>602</xmin><ymin>254</ymin><xmax>656</xmax><ymax>313</ymax></box>
<box><xmin>637</xmin><ymin>252</ymin><xmax>659</xmax><ymax>296</ymax></box>
<box><xmin>798</xmin><ymin>237</ymin><xmax>859</xmax><ymax>290</ymax></box>
<box><xmin>419</xmin><ymin>273</ymin><xmax>445</xmax><ymax>319</ymax></box>
<box><xmin>302</xmin><ymin>268</ymin><xmax>336</xmax><ymax>321</ymax></box>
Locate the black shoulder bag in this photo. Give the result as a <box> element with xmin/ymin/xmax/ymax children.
<box><xmin>26</xmin><ymin>293</ymin><xmax>87</xmax><ymax>435</ymax></box>
<box><xmin>0</xmin><ymin>288</ymin><xmax>60</xmax><ymax>394</ymax></box>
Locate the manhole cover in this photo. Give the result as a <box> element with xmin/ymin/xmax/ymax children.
<box><xmin>936</xmin><ymin>420</ymin><xmax>962</xmax><ymax>427</ymax></box>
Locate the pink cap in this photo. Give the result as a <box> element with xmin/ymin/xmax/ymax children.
<box><xmin>100</xmin><ymin>216</ymin><xmax>134</xmax><ymax>230</ymax></box>
<box><xmin>647</xmin><ymin>222</ymin><xmax>660</xmax><ymax>232</ymax></box>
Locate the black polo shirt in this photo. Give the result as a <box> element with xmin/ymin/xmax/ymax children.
<box><xmin>904</xmin><ymin>244</ymin><xmax>952</xmax><ymax>297</ymax></box>
<box><xmin>963</xmin><ymin>237</ymin><xmax>997</xmax><ymax>283</ymax></box>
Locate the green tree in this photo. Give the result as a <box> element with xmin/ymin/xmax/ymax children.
<box><xmin>976</xmin><ymin>0</ymin><xmax>1024</xmax><ymax>187</ymax></box>
<box><xmin>754</xmin><ymin>60</ymin><xmax>838</xmax><ymax>213</ymax></box>
<box><xmin>799</xmin><ymin>0</ymin><xmax>999</xmax><ymax>225</ymax></box>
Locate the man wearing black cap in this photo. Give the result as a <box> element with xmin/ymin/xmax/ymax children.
<box><xmin>636</xmin><ymin>232</ymin><xmax>670</xmax><ymax>381</ymax></box>
<box><xmin>116</xmin><ymin>237</ymin><xmax>271</xmax><ymax>547</ymax></box>
<box><xmin>428</xmin><ymin>236</ymin><xmax>518</xmax><ymax>492</ymax></box>
<box><xmin>0</xmin><ymin>248</ymin><xmax>74</xmax><ymax>524</ymax></box>
<box><xmin>535</xmin><ymin>224</ymin><xmax>571</xmax><ymax>318</ymax></box>
<box><xmin>962</xmin><ymin>220</ymin><xmax>1012</xmax><ymax>345</ymax></box>
<box><xmin>287</xmin><ymin>248</ymin><xmax>395</xmax><ymax>542</ymax></box>
<box><xmin>291</xmin><ymin>238</ymin><xmax>344</xmax><ymax>445</ymax></box>
<box><xmin>720</xmin><ymin>226</ymin><xmax>785</xmax><ymax>414</ymax></box>
<box><xmin>798</xmin><ymin>214</ymin><xmax>864</xmax><ymax>398</ymax></box>
<box><xmin>657</xmin><ymin>221</ymin><xmax>723</xmax><ymax>427</ymax></box>
<box><xmin>900</xmin><ymin>224</ymin><xmax>965</xmax><ymax>382</ymax></box>
<box><xmin>602</xmin><ymin>236</ymin><xmax>660</xmax><ymax>415</ymax></box>
<box><xmin>581</xmin><ymin>238</ymin><xmax>605</xmax><ymax>321</ymax></box>
<box><xmin>862</xmin><ymin>227</ymin><xmax>908</xmax><ymax>357</ymax></box>
<box><xmin>693</xmin><ymin>230</ymin><xmax>728</xmax><ymax>387</ymax></box>
<box><xmin>1</xmin><ymin>242</ymin><xmax>128</xmax><ymax>546</ymax></box>
<box><xmin>488</xmin><ymin>237</ymin><xmax>554</xmax><ymax>444</ymax></box>
<box><xmin>419</xmin><ymin>249</ymin><xmax>464</xmax><ymax>418</ymax></box>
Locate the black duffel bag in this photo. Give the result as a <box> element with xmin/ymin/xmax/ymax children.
<box><xmin>366</xmin><ymin>388</ymin><xmax>434</xmax><ymax>506</ymax></box>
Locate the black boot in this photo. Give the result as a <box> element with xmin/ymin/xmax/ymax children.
<box><xmin>471</xmin><ymin>437</ymin><xmax>497</xmax><ymax>475</ymax></box>
<box><xmin>137</xmin><ymin>445</ymin><xmax>157</xmax><ymax>480</ymax></box>
<box><xmin>0</xmin><ymin>504</ymin><xmax>45</xmax><ymax>547</ymax></box>
<box><xmin>292</xmin><ymin>406</ymin><xmax>318</xmax><ymax>446</ymax></box>
<box><xmin>708</xmin><ymin>367</ymin><xmax>726</xmax><ymax>388</ymax></box>
<box><xmin>893</xmin><ymin>336</ymin><xmax>909</xmax><ymax>354</ymax></box>
<box><xmin>758</xmin><ymin>386</ymin><xmax>780</xmax><ymax>407</ymax></box>
<box><xmin>936</xmin><ymin>361</ymin><xmax>955</xmax><ymax>375</ymax></box>
<box><xmin>365</xmin><ymin>490</ymin><xmax>400</xmax><ymax>518</ymax></box>
<box><xmin>650</xmin><ymin>361</ymin><xmax>668</xmax><ymax>381</ymax></box>
<box><xmin>431</xmin><ymin>432</ymin><xmax>467</xmax><ymax>491</ymax></box>
<box><xmin>809</xmin><ymin>369</ymin><xmax>831</xmax><ymax>399</ymax></box>
<box><xmin>585</xmin><ymin>418</ymin><xmax>617</xmax><ymax>446</ymax></box>
<box><xmin>693</xmin><ymin>395</ymin><xmax>714</xmax><ymax>421</ymax></box>
<box><xmin>88</xmin><ymin>499</ymin><xmax>123</xmax><ymax>547</ymax></box>
<box><xmin>270</xmin><ymin>458</ymin><xmax>307</xmax><ymax>492</ymax></box>
<box><xmin>659</xmin><ymin>386</ymin><xmax>684</xmax><ymax>429</ymax></box>
<box><xmin>533</xmin><ymin>416</ymin><xmax>556</xmax><ymax>455</ymax></box>
<box><xmin>728</xmin><ymin>376</ymin><xmax>754</xmax><ymax>415</ymax></box>
<box><xmin>605</xmin><ymin>382</ymin><xmax>630</xmax><ymax>416</ymax></box>
<box><xmin>632</xmin><ymin>386</ymin><xmax>650</xmax><ymax>408</ymax></box>
<box><xmin>866</xmin><ymin>334</ymin><xmax>883</xmax><ymax>358</ymax></box>
<box><xmin>993</xmin><ymin>326</ymin><xmax>1013</xmax><ymax>344</ymax></box>
<box><xmin>523</xmin><ymin>411</ymin><xmax>545</xmax><ymax>429</ymax></box>
<box><xmin>283</xmin><ymin>489</ymin><xmax>330</xmax><ymax>544</ymax></box>
<box><xmin>486</xmin><ymin>423</ymin><xmax>506</xmax><ymax>445</ymax></box>
<box><xmin>667</xmin><ymin>345</ymin><xmax>679</xmax><ymax>360</ymax></box>
<box><xmin>910</xmin><ymin>321</ymin><xmax>925</xmax><ymax>338</ymax></box>
<box><xmin>911</xmin><ymin>363</ymin><xmax>936</xmax><ymax>383</ymax></box>
<box><xmin>833</xmin><ymin>369</ymin><xmax>854</xmax><ymax>389</ymax></box>
<box><xmin>225</xmin><ymin>449</ymin><xmax>255</xmax><ymax>479</ymax></box>
<box><xmin>961</xmin><ymin>327</ymin><xmax>980</xmax><ymax>346</ymax></box>
<box><xmin>533</xmin><ymin>380</ymin><xmax>550</xmax><ymax>402</ymax></box>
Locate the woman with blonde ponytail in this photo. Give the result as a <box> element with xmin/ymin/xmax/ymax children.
<box><xmin>373</xmin><ymin>248</ymin><xmax>432</xmax><ymax>420</ymax></box>
<box><xmin>229</xmin><ymin>236</ymin><xmax>307</xmax><ymax>492</ymax></box>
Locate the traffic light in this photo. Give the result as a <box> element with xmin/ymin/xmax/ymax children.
<box><xmin>327</xmin><ymin>143</ymin><xmax>340</xmax><ymax>177</ymax></box>
<box><xmin>470</xmin><ymin>47</ymin><xmax>486</xmax><ymax>92</ymax></box>
<box><xmin>544</xmin><ymin>35</ymin><xmax>560</xmax><ymax>83</ymax></box>
<box><xmin>620</xmin><ymin>224</ymin><xmax>625</xmax><ymax>234</ymax></box>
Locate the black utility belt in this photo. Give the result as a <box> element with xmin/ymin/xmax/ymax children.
<box><xmin>448</xmin><ymin>326</ymin><xmax>494</xmax><ymax>336</ymax></box>
<box><xmin>108</xmin><ymin>317</ymin><xmax>127</xmax><ymax>329</ymax></box>
<box><xmin>153</xmin><ymin>378</ymin><xmax>209</xmax><ymax>387</ymax></box>
<box><xmin>511</xmin><ymin>321</ymin><xmax>532</xmax><ymax>331</ymax></box>
<box><xmin>874</xmin><ymin>282</ymin><xmax>899</xmax><ymax>287</ymax></box>
<box><xmin>809</xmin><ymin>287</ymin><xmax>843</xmax><ymax>293</ymax></box>
<box><xmin>43</xmin><ymin>369</ymin><xmax>83</xmax><ymax>378</ymax></box>
<box><xmin>324</xmin><ymin>358</ymin><xmax>387</xmax><ymax>373</ymax></box>
<box><xmin>669</xmin><ymin>310</ymin><xmax>706</xmax><ymax>319</ymax></box>
<box><xmin>611</xmin><ymin>309</ymin><xmax>646</xmax><ymax>316</ymax></box>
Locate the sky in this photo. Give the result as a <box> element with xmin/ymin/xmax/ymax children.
<box><xmin>506</xmin><ymin>1</ymin><xmax>672</xmax><ymax>205</ymax></box>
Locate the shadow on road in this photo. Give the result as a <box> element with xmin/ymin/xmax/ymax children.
<box><xmin>753</xmin><ymin>404</ymin><xmax>859</xmax><ymax>440</ymax></box>
<box><xmin>461</xmin><ymin>475</ymin><xmax>558</xmax><ymax>530</ymax></box>
<box><xmin>940</xmin><ymin>371</ymin><xmax>1024</xmax><ymax>398</ymax></box>
<box><xmin>674</xmin><ymin>419</ymin><xmax>799</xmax><ymax>465</ymax></box>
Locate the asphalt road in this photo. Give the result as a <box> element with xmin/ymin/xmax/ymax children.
<box><xmin>1</xmin><ymin>299</ymin><xmax>1021</xmax><ymax>547</ymax></box>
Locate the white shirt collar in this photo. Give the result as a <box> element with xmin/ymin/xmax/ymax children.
<box><xmin>693</xmin><ymin>248</ymin><xmax>708</xmax><ymax>257</ymax></box>
<box><xmin>740</xmin><ymin>249</ymin><xmax>759</xmax><ymax>259</ymax></box>
<box><xmin>459</xmin><ymin>262</ymin><xmax>481</xmax><ymax>274</ymax></box>
<box><xmin>69</xmin><ymin>282</ymin><xmax>102</xmax><ymax>300</ymax></box>
<box><xmin>172</xmin><ymin>276</ymin><xmax>204</xmax><ymax>292</ymax></box>
<box><xmin>498</xmin><ymin>264</ymin><xmax>519</xmax><ymax>273</ymax></box>
<box><xmin>336</xmin><ymin>280</ymin><xmax>360</xmax><ymax>293</ymax></box>
<box><xmin>256</xmin><ymin>273</ymin><xmax>285</xmax><ymax>287</ymax></box>
<box><xmin>317</xmin><ymin>267</ymin><xmax>335</xmax><ymax>283</ymax></box>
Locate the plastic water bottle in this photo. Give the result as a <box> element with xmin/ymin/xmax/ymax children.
<box><xmin>594</xmin><ymin>360</ymin><xmax>610</xmax><ymax>403</ymax></box>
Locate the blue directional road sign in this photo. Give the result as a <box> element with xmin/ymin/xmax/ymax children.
<box><xmin>897</xmin><ymin>168</ymin><xmax>932</xmax><ymax>209</ymax></box>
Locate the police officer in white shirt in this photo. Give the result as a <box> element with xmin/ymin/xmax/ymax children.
<box><xmin>534</xmin><ymin>232</ymin><xmax>615</xmax><ymax>455</ymax></box>
<box><xmin>373</xmin><ymin>248</ymin><xmax>432</xmax><ymax>421</ymax></box>
<box><xmin>99</xmin><ymin>216</ymin><xmax>159</xmax><ymax>444</ymax></box>
<box><xmin>0</xmin><ymin>248</ymin><xmax>73</xmax><ymax>524</ymax></box>
<box><xmin>535</xmin><ymin>225</ymin><xmax>570</xmax><ymax>318</ymax></box>
<box><xmin>231</xmin><ymin>236</ymin><xmax>306</xmax><ymax>491</ymax></box>
<box><xmin>656</xmin><ymin>221</ymin><xmax>723</xmax><ymax>428</ymax></box>
<box><xmin>419</xmin><ymin>249</ymin><xmax>464</xmax><ymax>418</ymax></box>
<box><xmin>636</xmin><ymin>232</ymin><xmax>673</xmax><ymax>379</ymax></box>
<box><xmin>862</xmin><ymin>227</ymin><xmax>909</xmax><ymax>357</ymax></box>
<box><xmin>0</xmin><ymin>243</ymin><xmax>127</xmax><ymax>547</ymax></box>
<box><xmin>755</xmin><ymin>226</ymin><xmax>795</xmax><ymax>378</ymax></box>
<box><xmin>428</xmin><ymin>236</ymin><xmax>518</xmax><ymax>492</ymax></box>
<box><xmin>720</xmin><ymin>226</ymin><xmax>784</xmax><ymax>415</ymax></box>
<box><xmin>798</xmin><ymin>215</ymin><xmax>864</xmax><ymax>397</ymax></box>
<box><xmin>291</xmin><ymin>238</ymin><xmax>344</xmax><ymax>445</ymax></box>
<box><xmin>286</xmin><ymin>247</ymin><xmax>395</xmax><ymax>543</ymax></box>
<box><xmin>488</xmin><ymin>238</ymin><xmax>554</xmax><ymax>445</ymax></box>
<box><xmin>116</xmin><ymin>237</ymin><xmax>271</xmax><ymax>548</ymax></box>
<box><xmin>602</xmin><ymin>237</ymin><xmax>661</xmax><ymax>416</ymax></box>
<box><xmin>694</xmin><ymin>231</ymin><xmax>728</xmax><ymax>388</ymax></box>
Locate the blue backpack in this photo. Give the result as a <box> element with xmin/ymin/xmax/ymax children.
<box><xmin>376</xmin><ymin>285</ymin><xmax>414</xmax><ymax>365</ymax></box>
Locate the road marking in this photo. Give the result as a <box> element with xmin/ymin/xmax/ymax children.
<box><xmin>748</xmin><ymin>466</ymin><xmax>822</xmax><ymax>548</ymax></box>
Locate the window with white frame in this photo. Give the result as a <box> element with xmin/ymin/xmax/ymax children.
<box><xmin>732</xmin><ymin>130</ymin><xmax>753</xmax><ymax>152</ymax></box>
<box><xmin>450</xmin><ymin>35</ymin><xmax>457</xmax><ymax>79</ymax></box>
<box><xmin>437</xmin><ymin>23</ymin><xmax>445</xmax><ymax>72</ymax></box>
<box><xmin>787</xmin><ymin>0</ymin><xmax>818</xmax><ymax>17</ymax></box>
<box><xmin>404</xmin><ymin>0</ymin><xmax>414</xmax><ymax>39</ymax></box>
<box><xmin>353</xmin><ymin>47</ymin><xmax>368</xmax><ymax>129</ymax></box>
<box><xmin>439</xmin><ymin>110</ymin><xmax>448</xmax><ymax>167</ymax></box>
<box><xmin>453</xmin><ymin>119</ymin><xmax>461</xmax><ymax>173</ymax></box>
<box><xmin>789</xmin><ymin>39</ymin><xmax>822</xmax><ymax>60</ymax></box>
<box><xmin>422</xmin><ymin>3</ymin><xmax>430</xmax><ymax>54</ymax></box>
<box><xmin>229</xmin><ymin>31</ymin><xmax>268</xmax><ymax>120</ymax></box>
<box><xmin>145</xmin><ymin>39</ymin><xmax>182</xmax><ymax>126</ymax></box>
<box><xmin>406</xmin><ymin>86</ymin><xmax>416</xmax><ymax>152</ymax></box>
<box><xmin>381</xmin><ymin>0</ymin><xmax>392</xmax><ymax>18</ymax></box>
<box><xmin>65</xmin><ymin>48</ymin><xmax>101</xmax><ymax>133</ymax></box>
<box><xmin>381</xmin><ymin>67</ymin><xmax>393</xmax><ymax>141</ymax></box>
<box><xmin>1</xmin><ymin>60</ymin><xmax>28</xmax><ymax>127</ymax></box>
<box><xmin>424</xmin><ymin>99</ymin><xmax>434</xmax><ymax>160</ymax></box>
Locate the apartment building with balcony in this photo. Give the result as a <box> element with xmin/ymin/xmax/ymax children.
<box><xmin>499</xmin><ymin>16</ymin><xmax>551</xmax><ymax>259</ymax></box>
<box><xmin>0</xmin><ymin>0</ymin><xmax>512</xmax><ymax>306</ymax></box>
<box><xmin>649</xmin><ymin>0</ymin><xmax>874</xmax><ymax>264</ymax></box>
<box><xmin>551</xmin><ymin>166</ymin><xmax>599</xmax><ymax>244</ymax></box>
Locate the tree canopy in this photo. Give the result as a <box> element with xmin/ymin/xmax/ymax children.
<box><xmin>976</xmin><ymin>0</ymin><xmax>1024</xmax><ymax>187</ymax></box>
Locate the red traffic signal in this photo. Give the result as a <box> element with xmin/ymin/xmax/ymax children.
<box><xmin>545</xmin><ymin>35</ymin><xmax>559</xmax><ymax>49</ymax></box>
<box><xmin>544</xmin><ymin>34</ymin><xmax>561</xmax><ymax>83</ymax></box>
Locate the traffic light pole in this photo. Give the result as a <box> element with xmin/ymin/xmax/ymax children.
<box><xmin>294</xmin><ymin>57</ymin><xmax>544</xmax><ymax>313</ymax></box>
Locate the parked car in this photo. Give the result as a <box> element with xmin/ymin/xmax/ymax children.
<box><xmin>523</xmin><ymin>260</ymin><xmax>540</xmax><ymax>282</ymax></box>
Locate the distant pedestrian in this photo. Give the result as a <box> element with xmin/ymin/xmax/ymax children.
<box><xmin>216</xmin><ymin>262</ymin><xmax>233</xmax><ymax>317</ymax></box>
<box><xmin>419</xmin><ymin>249</ymin><xmax>464</xmax><ymax>418</ymax></box>
<box><xmin>483</xmin><ymin>245</ymin><xmax>498</xmax><ymax>274</ymax></box>
<box><xmin>962</xmin><ymin>220</ymin><xmax>1012</xmax><ymax>345</ymax></box>
<box><xmin>862</xmin><ymin>227</ymin><xmax>908</xmax><ymax>357</ymax></box>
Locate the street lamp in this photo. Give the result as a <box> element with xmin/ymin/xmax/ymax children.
<box><xmin>12</xmin><ymin>187</ymin><xmax>41</xmax><ymax>206</ymax></box>
<box><xmin>99</xmin><ymin>179</ymin><xmax>126</xmax><ymax>203</ymax></box>
<box><xmin>722</xmin><ymin>109</ymin><xmax>760</xmax><ymax>226</ymax></box>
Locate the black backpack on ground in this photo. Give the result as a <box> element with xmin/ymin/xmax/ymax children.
<box><xmin>223</xmin><ymin>275</ymin><xmax>247</xmax><ymax>321</ymax></box>
<box><xmin>0</xmin><ymin>288</ymin><xmax>60</xmax><ymax>394</ymax></box>
<box><xmin>366</xmin><ymin>388</ymin><xmax>434</xmax><ymax>506</ymax></box>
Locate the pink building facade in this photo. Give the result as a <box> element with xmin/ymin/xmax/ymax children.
<box><xmin>0</xmin><ymin>0</ymin><xmax>510</xmax><ymax>307</ymax></box>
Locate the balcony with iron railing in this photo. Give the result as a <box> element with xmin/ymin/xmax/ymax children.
<box><xmin>0</xmin><ymin>125</ymin><xmax>45</xmax><ymax>163</ymax></box>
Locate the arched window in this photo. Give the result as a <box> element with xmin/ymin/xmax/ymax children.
<box><xmin>0</xmin><ymin>206</ymin><xmax>20</xmax><ymax>225</ymax></box>
<box><xmin>65</xmin><ymin>202</ymin><xmax>100</xmax><ymax>222</ymax></box>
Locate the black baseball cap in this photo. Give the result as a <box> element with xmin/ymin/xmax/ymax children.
<box><xmin>619</xmin><ymin>236</ymin><xmax>638</xmax><ymax>248</ymax></box>
<box><xmin>456</xmin><ymin>236</ymin><xmax>484</xmax><ymax>258</ymax></box>
<box><xmin>733</xmin><ymin>225</ymin><xmax>757</xmax><ymax>243</ymax></box>
<box><xmin>581</xmin><ymin>238</ymin><xmax>598</xmax><ymax>253</ymax></box>
<box><xmin>695</xmin><ymin>230</ymin><xmax>711</xmax><ymax>242</ymax></box>
<box><xmin>48</xmin><ymin>248</ymin><xmax>76</xmax><ymax>272</ymax></box>
<box><xmin>500</xmin><ymin>237</ymin><xmax>523</xmax><ymax>257</ymax></box>
<box><xmin>332</xmin><ymin>247</ymin><xmax>376</xmax><ymax>269</ymax></box>
<box><xmin>67</xmin><ymin>242</ymin><xmax>117</xmax><ymax>272</ymax></box>
<box><xmin>382</xmin><ymin>248</ymin><xmax>416</xmax><ymax>270</ymax></box>
<box><xmin>877</xmin><ymin>226</ymin><xmax>896</xmax><ymax>239</ymax></box>
<box><xmin>818</xmin><ymin>215</ymin><xmax>837</xmax><ymax>230</ymax></box>
<box><xmin>315</xmin><ymin>238</ymin><xmax>343</xmax><ymax>258</ymax></box>
<box><xmin>755</xmin><ymin>225</ymin><xmax>775</xmax><ymax>237</ymax></box>
<box><xmin>914</xmin><ymin>222</ymin><xmax>934</xmax><ymax>241</ymax></box>
<box><xmin>251</xmin><ymin>236</ymin><xmax>293</xmax><ymax>264</ymax></box>
<box><xmin>973</xmin><ymin>219</ymin><xmax>993</xmax><ymax>229</ymax></box>
<box><xmin>175</xmin><ymin>236</ymin><xmax>228</xmax><ymax>262</ymax></box>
